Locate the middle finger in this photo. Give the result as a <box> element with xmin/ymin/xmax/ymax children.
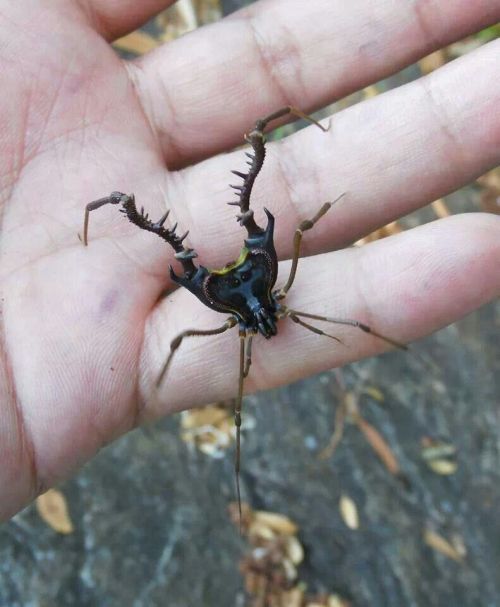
<box><xmin>169</xmin><ymin>40</ymin><xmax>499</xmax><ymax>268</ymax></box>
<box><xmin>129</xmin><ymin>0</ymin><xmax>500</xmax><ymax>168</ymax></box>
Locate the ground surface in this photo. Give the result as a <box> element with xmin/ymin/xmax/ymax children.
<box><xmin>2</xmin><ymin>296</ymin><xmax>499</xmax><ymax>606</ymax></box>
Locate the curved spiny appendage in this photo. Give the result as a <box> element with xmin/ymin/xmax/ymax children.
<box><xmin>228</xmin><ymin>106</ymin><xmax>329</xmax><ymax>238</ymax></box>
<box><xmin>82</xmin><ymin>191</ymin><xmax>198</xmax><ymax>278</ymax></box>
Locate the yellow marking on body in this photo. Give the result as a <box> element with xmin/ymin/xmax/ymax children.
<box><xmin>209</xmin><ymin>247</ymin><xmax>249</xmax><ymax>275</ymax></box>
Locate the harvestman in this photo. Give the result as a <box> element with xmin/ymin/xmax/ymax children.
<box><xmin>82</xmin><ymin>107</ymin><xmax>407</xmax><ymax>522</ymax></box>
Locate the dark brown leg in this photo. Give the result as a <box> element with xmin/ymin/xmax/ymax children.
<box><xmin>288</xmin><ymin>312</ymin><xmax>344</xmax><ymax>344</ymax></box>
<box><xmin>82</xmin><ymin>193</ymin><xmax>125</xmax><ymax>246</ymax></box>
<box><xmin>235</xmin><ymin>334</ymin><xmax>247</xmax><ymax>530</ymax></box>
<box><xmin>243</xmin><ymin>335</ymin><xmax>253</xmax><ymax>378</ymax></box>
<box><xmin>156</xmin><ymin>317</ymin><xmax>238</xmax><ymax>387</ymax></box>
<box><xmin>276</xmin><ymin>192</ymin><xmax>345</xmax><ymax>299</ymax></box>
<box><xmin>252</xmin><ymin>105</ymin><xmax>329</xmax><ymax>134</ymax></box>
<box><xmin>287</xmin><ymin>309</ymin><xmax>407</xmax><ymax>350</ymax></box>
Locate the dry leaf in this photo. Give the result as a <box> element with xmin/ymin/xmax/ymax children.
<box><xmin>193</xmin><ymin>0</ymin><xmax>222</xmax><ymax>24</ymax></box>
<box><xmin>232</xmin><ymin>503</ymin><xmax>349</xmax><ymax>606</ymax></box>
<box><xmin>477</xmin><ymin>169</ymin><xmax>500</xmax><ymax>214</ymax></box>
<box><xmin>355</xmin><ymin>221</ymin><xmax>402</xmax><ymax>245</ymax></box>
<box><xmin>249</xmin><ymin>521</ymin><xmax>276</xmax><ymax>541</ymax></box>
<box><xmin>339</xmin><ymin>494</ymin><xmax>359</xmax><ymax>530</ymax></box>
<box><xmin>179</xmin><ymin>403</ymin><xmax>251</xmax><ymax>458</ymax></box>
<box><xmin>181</xmin><ymin>405</ymin><xmax>229</xmax><ymax>430</ymax></box>
<box><xmin>362</xmin><ymin>84</ymin><xmax>379</xmax><ymax>99</ymax></box>
<box><xmin>156</xmin><ymin>0</ymin><xmax>198</xmax><ymax>42</ymax></box>
<box><xmin>477</xmin><ymin>168</ymin><xmax>500</xmax><ymax>190</ymax></box>
<box><xmin>450</xmin><ymin>533</ymin><xmax>467</xmax><ymax>559</ymax></box>
<box><xmin>176</xmin><ymin>0</ymin><xmax>198</xmax><ymax>28</ymax></box>
<box><xmin>282</xmin><ymin>558</ymin><xmax>297</xmax><ymax>582</ymax></box>
<box><xmin>253</xmin><ymin>511</ymin><xmax>298</xmax><ymax>536</ymax></box>
<box><xmin>419</xmin><ymin>50</ymin><xmax>447</xmax><ymax>74</ymax></box>
<box><xmin>113</xmin><ymin>31</ymin><xmax>158</xmax><ymax>55</ymax></box>
<box><xmin>421</xmin><ymin>438</ymin><xmax>457</xmax><ymax>474</ymax></box>
<box><xmin>286</xmin><ymin>536</ymin><xmax>305</xmax><ymax>565</ymax></box>
<box><xmin>421</xmin><ymin>440</ymin><xmax>456</xmax><ymax>460</ymax></box>
<box><xmin>328</xmin><ymin>595</ymin><xmax>349</xmax><ymax>607</ymax></box>
<box><xmin>431</xmin><ymin>198</ymin><xmax>451</xmax><ymax>218</ymax></box>
<box><xmin>355</xmin><ymin>415</ymin><xmax>401</xmax><ymax>476</ymax></box>
<box><xmin>424</xmin><ymin>529</ymin><xmax>464</xmax><ymax>563</ymax></box>
<box><xmin>427</xmin><ymin>459</ymin><xmax>458</xmax><ymax>475</ymax></box>
<box><xmin>343</xmin><ymin>391</ymin><xmax>359</xmax><ymax>418</ymax></box>
<box><xmin>36</xmin><ymin>489</ymin><xmax>74</xmax><ymax>534</ymax></box>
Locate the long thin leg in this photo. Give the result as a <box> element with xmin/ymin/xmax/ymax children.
<box><xmin>256</xmin><ymin>106</ymin><xmax>330</xmax><ymax>132</ymax></box>
<box><xmin>235</xmin><ymin>334</ymin><xmax>246</xmax><ymax>530</ymax></box>
<box><xmin>243</xmin><ymin>335</ymin><xmax>253</xmax><ymax>378</ymax></box>
<box><xmin>288</xmin><ymin>312</ymin><xmax>344</xmax><ymax>344</ymax></box>
<box><xmin>82</xmin><ymin>193</ymin><xmax>124</xmax><ymax>246</ymax></box>
<box><xmin>287</xmin><ymin>309</ymin><xmax>408</xmax><ymax>350</ymax></box>
<box><xmin>156</xmin><ymin>317</ymin><xmax>238</xmax><ymax>387</ymax></box>
<box><xmin>233</xmin><ymin>334</ymin><xmax>253</xmax><ymax>529</ymax></box>
<box><xmin>276</xmin><ymin>192</ymin><xmax>345</xmax><ymax>299</ymax></box>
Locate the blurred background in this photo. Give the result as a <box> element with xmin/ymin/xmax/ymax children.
<box><xmin>1</xmin><ymin>2</ymin><xmax>499</xmax><ymax>606</ymax></box>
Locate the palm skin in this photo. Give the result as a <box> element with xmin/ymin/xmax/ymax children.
<box><xmin>0</xmin><ymin>0</ymin><xmax>499</xmax><ymax>521</ymax></box>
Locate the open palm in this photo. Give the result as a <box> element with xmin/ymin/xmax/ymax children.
<box><xmin>1</xmin><ymin>0</ymin><xmax>499</xmax><ymax>521</ymax></box>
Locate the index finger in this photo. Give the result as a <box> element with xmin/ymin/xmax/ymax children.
<box><xmin>129</xmin><ymin>0</ymin><xmax>500</xmax><ymax>168</ymax></box>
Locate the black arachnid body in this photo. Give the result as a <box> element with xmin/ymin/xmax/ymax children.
<box><xmin>83</xmin><ymin>106</ymin><xmax>406</xmax><ymax>521</ymax></box>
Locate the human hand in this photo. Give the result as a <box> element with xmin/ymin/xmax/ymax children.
<box><xmin>0</xmin><ymin>0</ymin><xmax>499</xmax><ymax>521</ymax></box>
